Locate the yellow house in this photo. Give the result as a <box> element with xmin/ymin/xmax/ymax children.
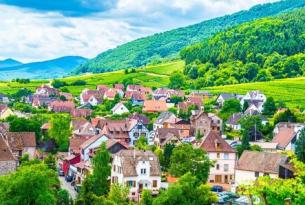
<box><xmin>0</xmin><ymin>105</ymin><xmax>15</xmax><ymax>120</ymax></box>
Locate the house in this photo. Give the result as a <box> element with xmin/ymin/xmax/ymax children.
<box><xmin>80</xmin><ymin>89</ymin><xmax>102</xmax><ymax>106</ymax></box>
<box><xmin>79</xmin><ymin>134</ymin><xmax>109</xmax><ymax>161</ymax></box>
<box><xmin>6</xmin><ymin>132</ymin><xmax>36</xmax><ymax>159</ymax></box>
<box><xmin>48</xmin><ymin>100</ymin><xmax>75</xmax><ymax>113</ymax></box>
<box><xmin>153</xmin><ymin>88</ymin><xmax>184</xmax><ymax>101</ymax></box>
<box><xmin>216</xmin><ymin>93</ymin><xmax>243</xmax><ymax>107</ymax></box>
<box><xmin>73</xmin><ymin>121</ymin><xmax>97</xmax><ymax>137</ymax></box>
<box><xmin>62</xmin><ymin>154</ymin><xmax>81</xmax><ymax>176</ymax></box>
<box><xmin>153</xmin><ymin>128</ymin><xmax>182</xmax><ymax>147</ymax></box>
<box><xmin>127</xmin><ymin>85</ymin><xmax>152</xmax><ymax>95</ymax></box>
<box><xmin>168</xmin><ymin>119</ymin><xmax>191</xmax><ymax>138</ymax></box>
<box><xmin>97</xmin><ymin>85</ymin><xmax>109</xmax><ymax>94</ymax></box>
<box><xmin>114</xmin><ymin>84</ymin><xmax>124</xmax><ymax>91</ymax></box>
<box><xmin>190</xmin><ymin>110</ymin><xmax>222</xmax><ymax>137</ymax></box>
<box><xmin>235</xmin><ymin>151</ymin><xmax>291</xmax><ymax>186</ymax></box>
<box><xmin>125</xmin><ymin>91</ymin><xmax>146</xmax><ymax>106</ymax></box>
<box><xmin>226</xmin><ymin>113</ymin><xmax>243</xmax><ymax>130</ymax></box>
<box><xmin>128</xmin><ymin>120</ymin><xmax>150</xmax><ymax>146</ymax></box>
<box><xmin>106</xmin><ymin>139</ymin><xmax>129</xmax><ymax>154</ymax></box>
<box><xmin>59</xmin><ymin>92</ymin><xmax>73</xmax><ymax>101</ymax></box>
<box><xmin>0</xmin><ymin>93</ymin><xmax>9</xmax><ymax>103</ymax></box>
<box><xmin>272</xmin><ymin>123</ymin><xmax>305</xmax><ymax>151</ymax></box>
<box><xmin>0</xmin><ymin>136</ymin><xmax>17</xmax><ymax>175</ymax></box>
<box><xmin>187</xmin><ymin>96</ymin><xmax>203</xmax><ymax>108</ymax></box>
<box><xmin>32</xmin><ymin>94</ymin><xmax>57</xmax><ymax>108</ymax></box>
<box><xmin>111</xmin><ymin>150</ymin><xmax>161</xmax><ymax>201</ymax></box>
<box><xmin>71</xmin><ymin>108</ymin><xmax>92</xmax><ymax>118</ymax></box>
<box><xmin>128</xmin><ymin>113</ymin><xmax>149</xmax><ymax>125</ymax></box>
<box><xmin>111</xmin><ymin>102</ymin><xmax>129</xmax><ymax>115</ymax></box>
<box><xmin>35</xmin><ymin>85</ymin><xmax>59</xmax><ymax>96</ymax></box>
<box><xmin>69</xmin><ymin>136</ymin><xmax>92</xmax><ymax>155</ymax></box>
<box><xmin>0</xmin><ymin>104</ymin><xmax>14</xmax><ymax>120</ymax></box>
<box><xmin>73</xmin><ymin>161</ymin><xmax>92</xmax><ymax>185</ymax></box>
<box><xmin>143</xmin><ymin>100</ymin><xmax>168</xmax><ymax>113</ymax></box>
<box><xmin>104</xmin><ymin>88</ymin><xmax>123</xmax><ymax>100</ymax></box>
<box><xmin>153</xmin><ymin>112</ymin><xmax>179</xmax><ymax>130</ymax></box>
<box><xmin>241</xmin><ymin>91</ymin><xmax>266</xmax><ymax>112</ymax></box>
<box><xmin>199</xmin><ymin>131</ymin><xmax>236</xmax><ymax>184</ymax></box>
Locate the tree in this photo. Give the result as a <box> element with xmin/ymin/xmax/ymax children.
<box><xmin>170</xmin><ymin>95</ymin><xmax>183</xmax><ymax>104</ymax></box>
<box><xmin>274</xmin><ymin>109</ymin><xmax>296</xmax><ymax>124</ymax></box>
<box><xmin>152</xmin><ymin>173</ymin><xmax>217</xmax><ymax>205</ymax></box>
<box><xmin>44</xmin><ymin>154</ymin><xmax>57</xmax><ymax>170</ymax></box>
<box><xmin>168</xmin><ymin>71</ymin><xmax>185</xmax><ymax>89</ymax></box>
<box><xmin>0</xmin><ymin>163</ymin><xmax>59</xmax><ymax>205</ymax></box>
<box><xmin>49</xmin><ymin>114</ymin><xmax>71</xmax><ymax>151</ymax></box>
<box><xmin>52</xmin><ymin>80</ymin><xmax>67</xmax><ymax>88</ymax></box>
<box><xmin>263</xmin><ymin>97</ymin><xmax>277</xmax><ymax>116</ymax></box>
<box><xmin>169</xmin><ymin>144</ymin><xmax>212</xmax><ymax>182</ymax></box>
<box><xmin>78</xmin><ymin>143</ymin><xmax>111</xmax><ymax>203</ymax></box>
<box><xmin>160</xmin><ymin>143</ymin><xmax>175</xmax><ymax>171</ymax></box>
<box><xmin>135</xmin><ymin>135</ymin><xmax>148</xmax><ymax>150</ymax></box>
<box><xmin>140</xmin><ymin>190</ymin><xmax>153</xmax><ymax>205</ymax></box>
<box><xmin>296</xmin><ymin>128</ymin><xmax>305</xmax><ymax>163</ymax></box>
<box><xmin>196</xmin><ymin>132</ymin><xmax>203</xmax><ymax>141</ymax></box>
<box><xmin>220</xmin><ymin>99</ymin><xmax>241</xmax><ymax>119</ymax></box>
<box><xmin>57</xmin><ymin>189</ymin><xmax>70</xmax><ymax>205</ymax></box>
<box><xmin>107</xmin><ymin>184</ymin><xmax>130</xmax><ymax>205</ymax></box>
<box><xmin>242</xmin><ymin>101</ymin><xmax>249</xmax><ymax>112</ymax></box>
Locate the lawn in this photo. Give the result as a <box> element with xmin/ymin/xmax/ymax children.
<box><xmin>204</xmin><ymin>77</ymin><xmax>305</xmax><ymax>108</ymax></box>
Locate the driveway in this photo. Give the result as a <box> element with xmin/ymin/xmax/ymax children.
<box><xmin>58</xmin><ymin>176</ymin><xmax>77</xmax><ymax>200</ymax></box>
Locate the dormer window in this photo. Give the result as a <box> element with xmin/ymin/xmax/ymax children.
<box><xmin>141</xmin><ymin>168</ymin><xmax>146</xmax><ymax>175</ymax></box>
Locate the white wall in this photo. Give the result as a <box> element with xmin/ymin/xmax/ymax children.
<box><xmin>235</xmin><ymin>169</ymin><xmax>278</xmax><ymax>186</ymax></box>
<box><xmin>81</xmin><ymin>136</ymin><xmax>108</xmax><ymax>161</ymax></box>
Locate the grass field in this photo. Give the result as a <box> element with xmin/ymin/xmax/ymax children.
<box><xmin>0</xmin><ymin>60</ymin><xmax>184</xmax><ymax>96</ymax></box>
<box><xmin>205</xmin><ymin>77</ymin><xmax>305</xmax><ymax>108</ymax></box>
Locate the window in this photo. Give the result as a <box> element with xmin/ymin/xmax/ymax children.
<box><xmin>224</xmin><ymin>153</ymin><xmax>229</xmax><ymax>160</ymax></box>
<box><xmin>141</xmin><ymin>168</ymin><xmax>147</xmax><ymax>175</ymax></box>
<box><xmin>153</xmin><ymin>180</ymin><xmax>158</xmax><ymax>188</ymax></box>
<box><xmin>137</xmin><ymin>125</ymin><xmax>143</xmax><ymax>129</ymax></box>
<box><xmin>113</xmin><ymin>165</ymin><xmax>116</xmax><ymax>172</ymax></box>
<box><xmin>127</xmin><ymin>181</ymin><xmax>135</xmax><ymax>187</ymax></box>
<box><xmin>255</xmin><ymin>172</ymin><xmax>259</xmax><ymax>178</ymax></box>
<box><xmin>224</xmin><ymin>164</ymin><xmax>229</xmax><ymax>172</ymax></box>
<box><xmin>217</xmin><ymin>153</ymin><xmax>220</xmax><ymax>158</ymax></box>
<box><xmin>134</xmin><ymin>132</ymin><xmax>139</xmax><ymax>137</ymax></box>
<box><xmin>216</xmin><ymin>164</ymin><xmax>220</xmax><ymax>170</ymax></box>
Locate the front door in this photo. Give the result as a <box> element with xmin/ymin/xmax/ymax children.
<box><xmin>215</xmin><ymin>175</ymin><xmax>222</xmax><ymax>183</ymax></box>
<box><xmin>224</xmin><ymin>175</ymin><xmax>228</xmax><ymax>183</ymax></box>
<box><xmin>139</xmin><ymin>183</ymin><xmax>143</xmax><ymax>192</ymax></box>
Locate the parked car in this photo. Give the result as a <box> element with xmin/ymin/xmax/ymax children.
<box><xmin>65</xmin><ymin>175</ymin><xmax>73</xmax><ymax>182</ymax></box>
<box><xmin>211</xmin><ymin>185</ymin><xmax>224</xmax><ymax>192</ymax></box>
<box><xmin>58</xmin><ymin>169</ymin><xmax>64</xmax><ymax>176</ymax></box>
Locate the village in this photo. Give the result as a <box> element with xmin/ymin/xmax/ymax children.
<box><xmin>0</xmin><ymin>82</ymin><xmax>301</xmax><ymax>204</ymax></box>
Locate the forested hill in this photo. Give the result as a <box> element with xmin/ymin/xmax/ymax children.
<box><xmin>180</xmin><ymin>8</ymin><xmax>305</xmax><ymax>88</ymax></box>
<box><xmin>74</xmin><ymin>0</ymin><xmax>305</xmax><ymax>74</ymax></box>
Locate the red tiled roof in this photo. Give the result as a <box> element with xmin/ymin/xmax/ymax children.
<box><xmin>49</xmin><ymin>100</ymin><xmax>75</xmax><ymax>112</ymax></box>
<box><xmin>272</xmin><ymin>127</ymin><xmax>296</xmax><ymax>149</ymax></box>
<box><xmin>143</xmin><ymin>100</ymin><xmax>168</xmax><ymax>112</ymax></box>
<box><xmin>0</xmin><ymin>104</ymin><xmax>8</xmax><ymax>112</ymax></box>
<box><xmin>7</xmin><ymin>132</ymin><xmax>36</xmax><ymax>151</ymax></box>
<box><xmin>200</xmin><ymin>131</ymin><xmax>235</xmax><ymax>153</ymax></box>
<box><xmin>69</xmin><ymin>136</ymin><xmax>92</xmax><ymax>154</ymax></box>
<box><xmin>71</xmin><ymin>108</ymin><xmax>92</xmax><ymax>118</ymax></box>
<box><xmin>0</xmin><ymin>137</ymin><xmax>15</xmax><ymax>161</ymax></box>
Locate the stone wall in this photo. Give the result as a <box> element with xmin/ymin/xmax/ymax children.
<box><xmin>0</xmin><ymin>160</ymin><xmax>16</xmax><ymax>176</ymax></box>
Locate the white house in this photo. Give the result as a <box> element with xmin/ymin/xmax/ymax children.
<box><xmin>128</xmin><ymin>120</ymin><xmax>150</xmax><ymax>146</ymax></box>
<box><xmin>272</xmin><ymin>122</ymin><xmax>305</xmax><ymax>151</ymax></box>
<box><xmin>79</xmin><ymin>135</ymin><xmax>109</xmax><ymax>161</ymax></box>
<box><xmin>216</xmin><ymin>93</ymin><xmax>243</xmax><ymax>107</ymax></box>
<box><xmin>241</xmin><ymin>90</ymin><xmax>266</xmax><ymax>112</ymax></box>
<box><xmin>235</xmin><ymin>151</ymin><xmax>290</xmax><ymax>187</ymax></box>
<box><xmin>111</xmin><ymin>150</ymin><xmax>161</xmax><ymax>201</ymax></box>
<box><xmin>199</xmin><ymin>131</ymin><xmax>237</xmax><ymax>184</ymax></box>
<box><xmin>111</xmin><ymin>102</ymin><xmax>129</xmax><ymax>115</ymax></box>
<box><xmin>153</xmin><ymin>112</ymin><xmax>179</xmax><ymax>131</ymax></box>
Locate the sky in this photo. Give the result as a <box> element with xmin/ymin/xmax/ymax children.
<box><xmin>0</xmin><ymin>0</ymin><xmax>278</xmax><ymax>63</ymax></box>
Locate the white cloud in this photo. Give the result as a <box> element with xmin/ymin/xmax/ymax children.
<box><xmin>0</xmin><ymin>0</ymin><xmax>278</xmax><ymax>62</ymax></box>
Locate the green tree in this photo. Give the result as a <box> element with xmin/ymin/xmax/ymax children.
<box><xmin>274</xmin><ymin>109</ymin><xmax>296</xmax><ymax>124</ymax></box>
<box><xmin>153</xmin><ymin>172</ymin><xmax>217</xmax><ymax>205</ymax></box>
<box><xmin>44</xmin><ymin>154</ymin><xmax>57</xmax><ymax>170</ymax></box>
<box><xmin>169</xmin><ymin>144</ymin><xmax>212</xmax><ymax>182</ymax></box>
<box><xmin>49</xmin><ymin>114</ymin><xmax>71</xmax><ymax>151</ymax></box>
<box><xmin>220</xmin><ymin>99</ymin><xmax>241</xmax><ymax>119</ymax></box>
<box><xmin>135</xmin><ymin>135</ymin><xmax>148</xmax><ymax>151</ymax></box>
<box><xmin>160</xmin><ymin>143</ymin><xmax>175</xmax><ymax>171</ymax></box>
<box><xmin>296</xmin><ymin>128</ymin><xmax>305</xmax><ymax>163</ymax></box>
<box><xmin>107</xmin><ymin>184</ymin><xmax>130</xmax><ymax>205</ymax></box>
<box><xmin>0</xmin><ymin>163</ymin><xmax>59</xmax><ymax>205</ymax></box>
<box><xmin>57</xmin><ymin>189</ymin><xmax>70</xmax><ymax>205</ymax></box>
<box><xmin>242</xmin><ymin>101</ymin><xmax>249</xmax><ymax>112</ymax></box>
<box><xmin>168</xmin><ymin>71</ymin><xmax>185</xmax><ymax>89</ymax></box>
<box><xmin>140</xmin><ymin>190</ymin><xmax>153</xmax><ymax>205</ymax></box>
<box><xmin>263</xmin><ymin>97</ymin><xmax>277</xmax><ymax>116</ymax></box>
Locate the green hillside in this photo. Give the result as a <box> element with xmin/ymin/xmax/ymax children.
<box><xmin>205</xmin><ymin>77</ymin><xmax>305</xmax><ymax>109</ymax></box>
<box><xmin>74</xmin><ymin>0</ymin><xmax>305</xmax><ymax>74</ymax></box>
<box><xmin>0</xmin><ymin>61</ymin><xmax>184</xmax><ymax>96</ymax></box>
<box><xmin>181</xmin><ymin>8</ymin><xmax>305</xmax><ymax>88</ymax></box>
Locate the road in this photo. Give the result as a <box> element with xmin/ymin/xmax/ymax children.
<box><xmin>58</xmin><ymin>176</ymin><xmax>77</xmax><ymax>200</ymax></box>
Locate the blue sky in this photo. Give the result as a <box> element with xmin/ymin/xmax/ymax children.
<box><xmin>0</xmin><ymin>0</ymin><xmax>278</xmax><ymax>62</ymax></box>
